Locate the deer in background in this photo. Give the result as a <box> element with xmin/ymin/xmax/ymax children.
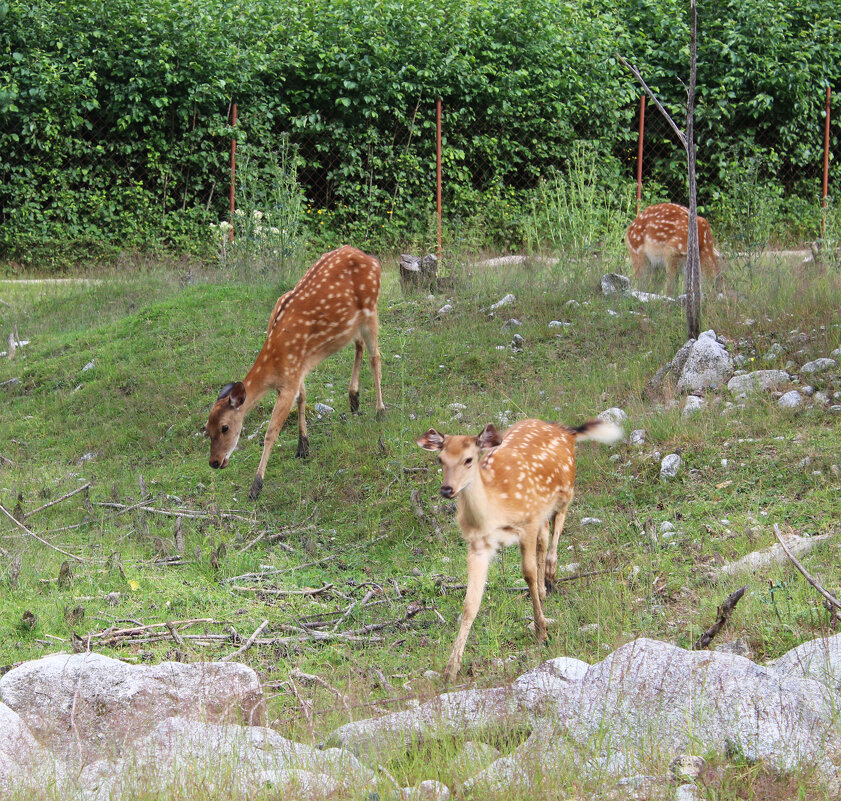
<box><xmin>418</xmin><ymin>417</ymin><xmax>622</xmax><ymax>683</ymax></box>
<box><xmin>626</xmin><ymin>203</ymin><xmax>726</xmax><ymax>296</ymax></box>
<box><xmin>205</xmin><ymin>245</ymin><xmax>385</xmax><ymax>500</ymax></box>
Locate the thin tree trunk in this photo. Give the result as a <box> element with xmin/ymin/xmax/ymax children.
<box><xmin>685</xmin><ymin>0</ymin><xmax>701</xmax><ymax>339</ymax></box>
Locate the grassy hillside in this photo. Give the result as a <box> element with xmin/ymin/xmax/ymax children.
<box><xmin>1</xmin><ymin>254</ymin><xmax>840</xmax><ymax>797</ymax></box>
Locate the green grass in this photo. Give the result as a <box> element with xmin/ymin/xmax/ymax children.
<box><xmin>1</xmin><ymin>253</ymin><xmax>840</xmax><ymax>798</ymax></box>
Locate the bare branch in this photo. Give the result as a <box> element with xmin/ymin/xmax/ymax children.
<box><xmin>616</xmin><ymin>53</ymin><xmax>687</xmax><ymax>152</ymax></box>
<box><xmin>0</xmin><ymin>503</ymin><xmax>97</xmax><ymax>563</ymax></box>
<box><xmin>220</xmin><ymin>619</ymin><xmax>269</xmax><ymax>662</ymax></box>
<box><xmin>693</xmin><ymin>586</ymin><xmax>747</xmax><ymax>650</ymax></box>
<box><xmin>774</xmin><ymin>524</ymin><xmax>841</xmax><ymax>611</ymax></box>
<box><xmin>229</xmin><ymin>583</ymin><xmax>334</xmax><ymax>597</ymax></box>
<box><xmin>23</xmin><ymin>483</ymin><xmax>93</xmax><ymax>521</ymax></box>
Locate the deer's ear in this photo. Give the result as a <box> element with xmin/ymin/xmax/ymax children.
<box><xmin>476</xmin><ymin>423</ymin><xmax>502</xmax><ymax>449</ymax></box>
<box><xmin>417</xmin><ymin>429</ymin><xmax>445</xmax><ymax>451</ymax></box>
<box><xmin>228</xmin><ymin>381</ymin><xmax>247</xmax><ymax>410</ymax></box>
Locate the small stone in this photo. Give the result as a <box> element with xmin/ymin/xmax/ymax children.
<box><xmin>801</xmin><ymin>385</ymin><xmax>815</xmax><ymax>396</ymax></box>
<box><xmin>682</xmin><ymin>395</ymin><xmax>704</xmax><ymax>417</ymax></box>
<box><xmin>598</xmin><ymin>407</ymin><xmax>628</xmax><ymax>427</ymax></box>
<box><xmin>763</xmin><ymin>343</ymin><xmax>784</xmax><ymax>361</ymax></box>
<box><xmin>600</xmin><ymin>273</ymin><xmax>632</xmax><ymax>296</ymax></box>
<box><xmin>422</xmin><ymin>670</ymin><xmax>441</xmax><ymax>681</ymax></box>
<box><xmin>814</xmin><ymin>391</ymin><xmax>830</xmax><ymax>405</ymax></box>
<box><xmin>82</xmin><ymin>359</ymin><xmax>95</xmax><ymax>371</ymax></box>
<box><xmin>580</xmin><ymin>517</ymin><xmax>603</xmax><ymax>527</ymax></box>
<box><xmin>565</xmin><ymin>299</ymin><xmax>581</xmax><ymax>308</ymax></box>
<box><xmin>659</xmin><ymin>521</ymin><xmax>676</xmax><ymax>534</ymax></box>
<box><xmin>401</xmin><ymin>780</ymin><xmax>450</xmax><ymax>801</ymax></box>
<box><xmin>629</xmin><ymin>429</ymin><xmax>646</xmax><ymax>446</ymax></box>
<box><xmin>578</xmin><ymin>623</ymin><xmax>599</xmax><ymax>634</ymax></box>
<box><xmin>778</xmin><ymin>390</ymin><xmax>803</xmax><ymax>409</ymax></box>
<box><xmin>502</xmin><ymin>318</ymin><xmax>522</xmax><ymax>329</ymax></box>
<box><xmin>448</xmin><ymin>403</ymin><xmax>467</xmax><ymax>411</ymax></box>
<box><xmin>314</xmin><ymin>402</ymin><xmax>334</xmax><ymax>415</ymax></box>
<box><xmin>675</xmin><ymin>784</ymin><xmax>701</xmax><ymax>801</ymax></box>
<box><xmin>660</xmin><ymin>453</ymin><xmax>682</xmax><ymax>479</ymax></box>
<box><xmin>548</xmin><ymin>320</ymin><xmax>571</xmax><ymax>328</ymax></box>
<box><xmin>669</xmin><ymin>754</ymin><xmax>705</xmax><ymax>781</ymax></box>
<box><xmin>490</xmin><ymin>294</ymin><xmax>516</xmax><ymax>310</ymax></box>
<box><xmin>800</xmin><ymin>358</ymin><xmax>836</xmax><ymax>374</ymax></box>
<box><xmin>437</xmin><ymin>304</ymin><xmax>454</xmax><ymax>315</ymax></box>
<box><xmin>510</xmin><ymin>334</ymin><xmax>525</xmax><ymax>351</ymax></box>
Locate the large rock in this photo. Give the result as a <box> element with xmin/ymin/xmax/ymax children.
<box><xmin>328</xmin><ymin>687</ymin><xmax>522</xmax><ymax>763</ymax></box>
<box><xmin>467</xmin><ymin>639</ymin><xmax>841</xmax><ymax>793</ymax></box>
<box><xmin>0</xmin><ymin>702</ymin><xmax>59</xmax><ymax>792</ymax></box>
<box><xmin>78</xmin><ymin>717</ymin><xmax>375</xmax><ymax>800</ymax></box>
<box><xmin>770</xmin><ymin>634</ymin><xmax>841</xmax><ymax>692</ymax></box>
<box><xmin>675</xmin><ymin>330</ymin><xmax>734</xmax><ymax>392</ymax></box>
<box><xmin>726</xmin><ymin>370</ymin><xmax>790</xmax><ymax>395</ymax></box>
<box><xmin>0</xmin><ymin>653</ymin><xmax>266</xmax><ymax>762</ymax></box>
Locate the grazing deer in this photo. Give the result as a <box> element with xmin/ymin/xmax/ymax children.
<box><xmin>206</xmin><ymin>245</ymin><xmax>385</xmax><ymax>500</ymax></box>
<box><xmin>417</xmin><ymin>417</ymin><xmax>622</xmax><ymax>682</ymax></box>
<box><xmin>625</xmin><ymin>203</ymin><xmax>726</xmax><ymax>295</ymax></box>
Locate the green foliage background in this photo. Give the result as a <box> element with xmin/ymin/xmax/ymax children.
<box><xmin>0</xmin><ymin>0</ymin><xmax>839</xmax><ymax>265</ymax></box>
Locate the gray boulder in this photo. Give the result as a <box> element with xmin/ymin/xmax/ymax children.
<box><xmin>800</xmin><ymin>358</ymin><xmax>837</xmax><ymax>374</ymax></box>
<box><xmin>467</xmin><ymin>639</ymin><xmax>841</xmax><ymax>794</ymax></box>
<box><xmin>726</xmin><ymin>370</ymin><xmax>790</xmax><ymax>395</ymax></box>
<box><xmin>770</xmin><ymin>634</ymin><xmax>841</xmax><ymax>692</ymax></box>
<box><xmin>778</xmin><ymin>390</ymin><xmax>803</xmax><ymax>408</ymax></box>
<box><xmin>0</xmin><ymin>653</ymin><xmax>265</xmax><ymax>762</ymax></box>
<box><xmin>675</xmin><ymin>331</ymin><xmax>734</xmax><ymax>393</ymax></box>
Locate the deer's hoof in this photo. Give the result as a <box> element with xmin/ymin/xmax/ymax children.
<box><xmin>248</xmin><ymin>476</ymin><xmax>264</xmax><ymax>501</ymax></box>
<box><xmin>349</xmin><ymin>391</ymin><xmax>360</xmax><ymax>414</ymax></box>
<box><xmin>296</xmin><ymin>437</ymin><xmax>310</xmax><ymax>458</ymax></box>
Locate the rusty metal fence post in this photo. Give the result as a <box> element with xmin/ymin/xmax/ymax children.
<box><xmin>436</xmin><ymin>98</ymin><xmax>443</xmax><ymax>261</ymax></box>
<box><xmin>636</xmin><ymin>95</ymin><xmax>646</xmax><ymax>214</ymax></box>
<box><xmin>822</xmin><ymin>85</ymin><xmax>832</xmax><ymax>237</ymax></box>
<box><xmin>229</xmin><ymin>102</ymin><xmax>238</xmax><ymax>241</ymax></box>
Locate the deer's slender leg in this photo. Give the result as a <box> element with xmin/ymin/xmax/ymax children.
<box><xmin>445</xmin><ymin>542</ymin><xmax>493</xmax><ymax>684</ymax></box>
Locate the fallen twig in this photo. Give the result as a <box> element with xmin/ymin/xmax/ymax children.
<box><xmin>220</xmin><ymin>619</ymin><xmax>269</xmax><ymax>662</ymax></box>
<box><xmin>774</xmin><ymin>524</ymin><xmax>841</xmax><ymax>611</ymax></box>
<box><xmin>290</xmin><ymin>668</ymin><xmax>351</xmax><ymax>713</ymax></box>
<box><xmin>0</xmin><ymin>503</ymin><xmax>97</xmax><ymax>563</ymax></box>
<box><xmin>23</xmin><ymin>483</ymin><xmax>92</xmax><ymax>521</ymax></box>
<box><xmin>94</xmin><ymin>501</ymin><xmax>254</xmax><ymax>524</ymax></box>
<box><xmin>229</xmin><ymin>583</ymin><xmax>334</xmax><ymax>597</ymax></box>
<box><xmin>693</xmin><ymin>586</ymin><xmax>748</xmax><ymax>650</ymax></box>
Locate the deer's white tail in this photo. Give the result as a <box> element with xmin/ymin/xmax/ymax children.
<box><xmin>570</xmin><ymin>419</ymin><xmax>624</xmax><ymax>444</ymax></box>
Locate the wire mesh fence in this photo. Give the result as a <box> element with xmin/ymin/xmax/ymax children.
<box><xmin>1</xmin><ymin>85</ymin><xmax>837</xmax><ymax>264</ymax></box>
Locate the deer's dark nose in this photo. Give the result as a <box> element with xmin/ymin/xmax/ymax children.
<box><xmin>440</xmin><ymin>485</ymin><xmax>454</xmax><ymax>499</ymax></box>
<box><xmin>210</xmin><ymin>459</ymin><xmax>221</xmax><ymax>469</ymax></box>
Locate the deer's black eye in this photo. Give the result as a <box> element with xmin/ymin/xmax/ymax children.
<box><xmin>464</xmin><ymin>457</ymin><xmax>473</xmax><ymax>465</ymax></box>
<box><xmin>221</xmin><ymin>425</ymin><xmax>229</xmax><ymax>434</ymax></box>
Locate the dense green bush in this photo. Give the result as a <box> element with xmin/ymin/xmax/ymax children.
<box><xmin>0</xmin><ymin>0</ymin><xmax>838</xmax><ymax>267</ymax></box>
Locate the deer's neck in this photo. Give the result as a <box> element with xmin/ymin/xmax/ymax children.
<box><xmin>457</xmin><ymin>471</ymin><xmax>492</xmax><ymax>532</ymax></box>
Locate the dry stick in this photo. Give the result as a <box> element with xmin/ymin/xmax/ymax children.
<box><xmin>331</xmin><ymin>589</ymin><xmax>374</xmax><ymax>633</ymax></box>
<box><xmin>693</xmin><ymin>585</ymin><xmax>748</xmax><ymax>650</ymax></box>
<box><xmin>229</xmin><ymin>583</ymin><xmax>334</xmax><ymax>597</ymax></box>
<box><xmin>23</xmin><ymin>482</ymin><xmax>92</xmax><ymax>521</ymax></box>
<box><xmin>774</xmin><ymin>524</ymin><xmax>841</xmax><ymax>611</ymax></box>
<box><xmin>94</xmin><ymin>501</ymin><xmax>254</xmax><ymax>524</ymax></box>
<box><xmin>290</xmin><ymin>668</ymin><xmax>351</xmax><ymax>714</ymax></box>
<box><xmin>616</xmin><ymin>53</ymin><xmax>688</xmax><ymax>151</ymax></box>
<box><xmin>220</xmin><ymin>619</ymin><xmax>269</xmax><ymax>662</ymax></box>
<box><xmin>237</xmin><ymin>507</ymin><xmax>317</xmax><ymax>554</ymax></box>
<box><xmin>0</xmin><ymin>503</ymin><xmax>95</xmax><ymax>563</ymax></box>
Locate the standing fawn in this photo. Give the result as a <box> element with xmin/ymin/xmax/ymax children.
<box><xmin>625</xmin><ymin>203</ymin><xmax>726</xmax><ymax>295</ymax></box>
<box><xmin>418</xmin><ymin>417</ymin><xmax>622</xmax><ymax>683</ymax></box>
<box><xmin>205</xmin><ymin>245</ymin><xmax>385</xmax><ymax>500</ymax></box>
